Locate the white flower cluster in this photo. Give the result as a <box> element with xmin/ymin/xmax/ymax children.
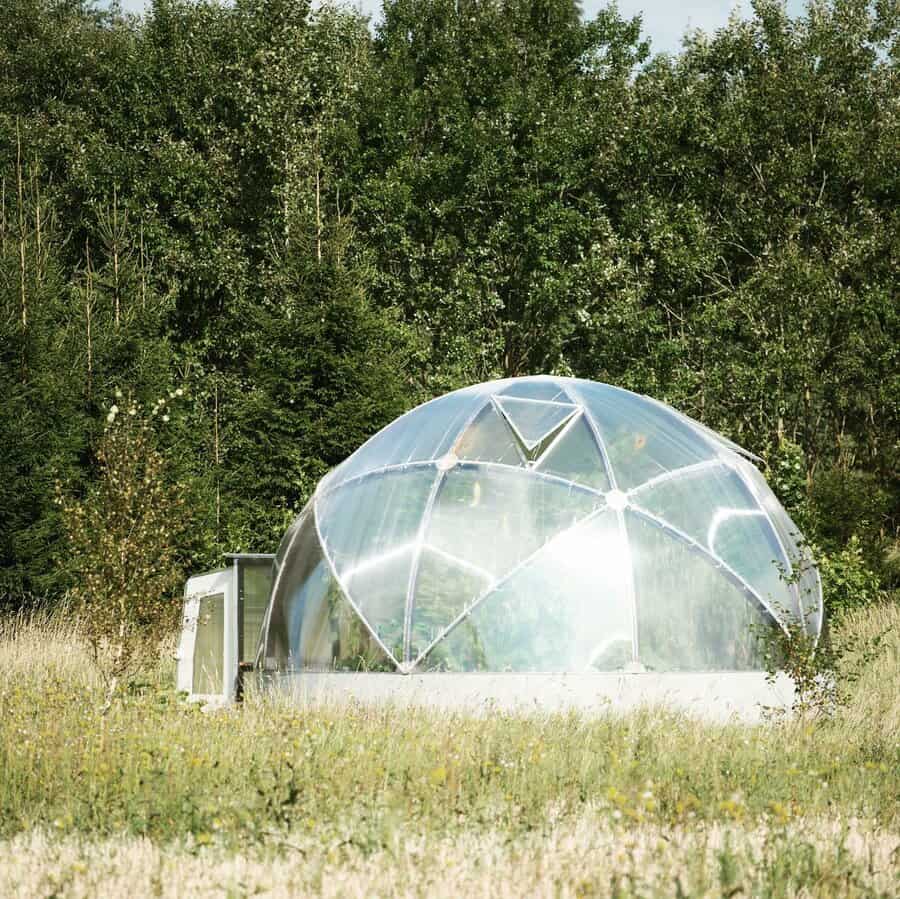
<box><xmin>150</xmin><ymin>387</ymin><xmax>185</xmax><ymax>424</ymax></box>
<box><xmin>108</xmin><ymin>387</ymin><xmax>185</xmax><ymax>426</ymax></box>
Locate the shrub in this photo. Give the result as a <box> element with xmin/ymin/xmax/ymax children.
<box><xmin>816</xmin><ymin>536</ymin><xmax>883</xmax><ymax>618</ymax></box>
<box><xmin>759</xmin><ymin>554</ymin><xmax>890</xmax><ymax>721</ymax></box>
<box><xmin>57</xmin><ymin>394</ymin><xmax>190</xmax><ymax>709</ymax></box>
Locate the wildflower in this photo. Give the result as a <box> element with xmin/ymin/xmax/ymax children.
<box><xmin>162</xmin><ymin>414</ymin><xmax>170</xmax><ymax>423</ymax></box>
<box><xmin>175</xmin><ymin>387</ymin><xmax>184</xmax><ymax>397</ymax></box>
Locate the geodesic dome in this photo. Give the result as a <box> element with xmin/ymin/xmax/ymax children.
<box><xmin>258</xmin><ymin>376</ymin><xmax>822</xmax><ymax>674</ymax></box>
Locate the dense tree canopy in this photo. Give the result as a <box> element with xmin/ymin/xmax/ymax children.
<box><xmin>0</xmin><ymin>0</ymin><xmax>897</xmax><ymax>610</ymax></box>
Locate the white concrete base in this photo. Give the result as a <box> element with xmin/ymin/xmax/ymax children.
<box><xmin>260</xmin><ymin>671</ymin><xmax>796</xmax><ymax>724</ymax></box>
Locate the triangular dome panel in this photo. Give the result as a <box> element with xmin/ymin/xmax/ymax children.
<box><xmin>316</xmin><ymin>467</ymin><xmax>437</xmax><ymax>660</ymax></box>
<box><xmin>631</xmin><ymin>464</ymin><xmax>798</xmax><ymax>624</ymax></box>
<box><xmin>341</xmin><ymin>546</ymin><xmax>412</xmax><ymax>661</ymax></box>
<box><xmin>417</xmin><ymin>509</ymin><xmax>633</xmax><ymax>671</ymax></box>
<box><xmin>493</xmin><ymin>395</ymin><xmax>578</xmax><ymax>460</ymax></box>
<box><xmin>625</xmin><ymin>510</ymin><xmax>773</xmax><ymax>671</ymax></box>
<box><xmin>534</xmin><ymin>413</ymin><xmax>610</xmax><ymax>492</ymax></box>
<box><xmin>409</xmin><ymin>546</ymin><xmax>493</xmax><ymax>662</ymax></box>
<box><xmin>265</xmin><ymin>512</ymin><xmax>397</xmax><ymax>671</ymax></box>
<box><xmin>453</xmin><ymin>402</ymin><xmax>524</xmax><ymax>465</ymax></box>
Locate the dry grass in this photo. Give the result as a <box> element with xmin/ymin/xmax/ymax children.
<box><xmin>1</xmin><ymin>816</ymin><xmax>897</xmax><ymax>898</ymax></box>
<box><xmin>827</xmin><ymin>601</ymin><xmax>900</xmax><ymax>740</ymax></box>
<box><xmin>0</xmin><ymin>605</ymin><xmax>98</xmax><ymax>690</ymax></box>
<box><xmin>1</xmin><ymin>602</ymin><xmax>898</xmax><ymax>897</ymax></box>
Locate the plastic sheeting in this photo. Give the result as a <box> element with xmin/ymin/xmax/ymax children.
<box><xmin>260</xmin><ymin>376</ymin><xmax>823</xmax><ymax>673</ymax></box>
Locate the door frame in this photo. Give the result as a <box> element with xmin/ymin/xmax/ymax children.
<box><xmin>176</xmin><ymin>568</ymin><xmax>237</xmax><ymax>701</ymax></box>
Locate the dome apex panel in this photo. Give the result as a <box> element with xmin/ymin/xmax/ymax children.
<box><xmin>496</xmin><ymin>378</ymin><xmax>571</xmax><ymax>402</ymax></box>
<box><xmin>453</xmin><ymin>402</ymin><xmax>524</xmax><ymax>466</ymax></box>
<box><xmin>493</xmin><ymin>395</ymin><xmax>579</xmax><ymax>460</ymax></box>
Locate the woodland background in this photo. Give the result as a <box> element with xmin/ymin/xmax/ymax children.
<box><xmin>1</xmin><ymin>0</ymin><xmax>897</xmax><ymax>613</ymax></box>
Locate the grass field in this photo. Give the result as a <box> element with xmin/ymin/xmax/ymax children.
<box><xmin>1</xmin><ymin>604</ymin><xmax>898</xmax><ymax>898</ymax></box>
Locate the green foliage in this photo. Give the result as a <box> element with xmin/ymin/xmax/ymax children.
<box><xmin>761</xmin><ymin>602</ymin><xmax>892</xmax><ymax>722</ymax></box>
<box><xmin>763</xmin><ymin>439</ymin><xmax>809</xmax><ymax>526</ymax></box>
<box><xmin>816</xmin><ymin>536</ymin><xmax>884</xmax><ymax>616</ymax></box>
<box><xmin>810</xmin><ymin>467</ymin><xmax>897</xmax><ymax>584</ymax></box>
<box><xmin>57</xmin><ymin>397</ymin><xmax>191</xmax><ymax>703</ymax></box>
<box><xmin>0</xmin><ymin>0</ymin><xmax>897</xmax><ymax>617</ymax></box>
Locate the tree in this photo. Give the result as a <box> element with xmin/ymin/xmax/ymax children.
<box><xmin>58</xmin><ymin>398</ymin><xmax>190</xmax><ymax>707</ymax></box>
<box><xmin>355</xmin><ymin>0</ymin><xmax>649</xmax><ymax>383</ymax></box>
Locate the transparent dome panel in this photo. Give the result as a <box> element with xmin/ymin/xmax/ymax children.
<box><xmin>262</xmin><ymin>508</ymin><xmax>315</xmax><ymax>667</ymax></box>
<box><xmin>418</xmin><ymin>509</ymin><xmax>633</xmax><ymax>671</ymax></box>
<box><xmin>328</xmin><ymin>386</ymin><xmax>491</xmax><ymax>488</ymax></box>
<box><xmin>422</xmin><ymin>463</ymin><xmax>605</xmax><ymax>584</ymax></box>
<box><xmin>316</xmin><ymin>467</ymin><xmax>437</xmax><ymax>575</ymax></box>
<box><xmin>631</xmin><ymin>463</ymin><xmax>799</xmax><ymax>623</ymax></box>
<box><xmin>453</xmin><ymin>402</ymin><xmax>524</xmax><ymax>466</ymax></box>
<box><xmin>568</xmin><ymin>381</ymin><xmax>718</xmax><ymax>490</ymax></box>
<box><xmin>735</xmin><ymin>459</ymin><xmax>822</xmax><ymax>634</ymax></box>
<box><xmin>408</xmin><ymin>546</ymin><xmax>493</xmax><ymax>661</ymax></box>
<box><xmin>273</xmin><ymin>501</ymin><xmax>310</xmax><ymax>573</ymax></box>
<box><xmin>643</xmin><ymin>395</ymin><xmax>758</xmax><ymax>461</ymax></box>
<box><xmin>497</xmin><ymin>378</ymin><xmax>570</xmax><ymax>402</ymax></box>
<box><xmin>342</xmin><ymin>548</ymin><xmax>412</xmax><ymax>662</ymax></box>
<box><xmin>627</xmin><ymin>512</ymin><xmax>774</xmax><ymax>670</ymax></box>
<box><xmin>534</xmin><ymin>412</ymin><xmax>611</xmax><ymax>492</ymax></box>
<box><xmin>262</xmin><ymin>514</ymin><xmax>394</xmax><ymax>671</ymax></box>
<box><xmin>493</xmin><ymin>396</ymin><xmax>579</xmax><ymax>458</ymax></box>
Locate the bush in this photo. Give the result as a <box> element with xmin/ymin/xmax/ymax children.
<box><xmin>816</xmin><ymin>536</ymin><xmax>883</xmax><ymax>618</ymax></box>
<box><xmin>57</xmin><ymin>394</ymin><xmax>190</xmax><ymax>708</ymax></box>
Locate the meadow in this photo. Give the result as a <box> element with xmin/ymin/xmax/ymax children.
<box><xmin>0</xmin><ymin>604</ymin><xmax>897</xmax><ymax>898</ymax></box>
